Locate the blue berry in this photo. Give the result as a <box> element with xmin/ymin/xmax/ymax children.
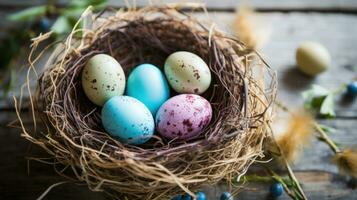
<box><xmin>196</xmin><ymin>191</ymin><xmax>206</xmax><ymax>200</ymax></box>
<box><xmin>270</xmin><ymin>182</ymin><xmax>284</xmax><ymax>198</ymax></box>
<box><xmin>182</xmin><ymin>194</ymin><xmax>192</xmax><ymax>200</ymax></box>
<box><xmin>347</xmin><ymin>81</ymin><xmax>357</xmax><ymax>96</ymax></box>
<box><xmin>220</xmin><ymin>192</ymin><xmax>233</xmax><ymax>200</ymax></box>
<box><xmin>39</xmin><ymin>17</ymin><xmax>51</xmax><ymax>32</ymax></box>
<box><xmin>171</xmin><ymin>195</ymin><xmax>182</xmax><ymax>200</ymax></box>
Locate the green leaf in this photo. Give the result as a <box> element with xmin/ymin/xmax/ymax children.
<box><xmin>302</xmin><ymin>84</ymin><xmax>329</xmax><ymax>101</ymax></box>
<box><xmin>1</xmin><ymin>68</ymin><xmax>16</xmax><ymax>99</ymax></box>
<box><xmin>70</xmin><ymin>0</ymin><xmax>107</xmax><ymax>8</ymax></box>
<box><xmin>7</xmin><ymin>6</ymin><xmax>47</xmax><ymax>22</ymax></box>
<box><xmin>302</xmin><ymin>84</ymin><xmax>336</xmax><ymax>118</ymax></box>
<box><xmin>302</xmin><ymin>84</ymin><xmax>329</xmax><ymax>110</ymax></box>
<box><xmin>51</xmin><ymin>16</ymin><xmax>72</xmax><ymax>35</ymax></box>
<box><xmin>61</xmin><ymin>7</ymin><xmax>87</xmax><ymax>18</ymax></box>
<box><xmin>320</xmin><ymin>94</ymin><xmax>336</xmax><ymax>118</ymax></box>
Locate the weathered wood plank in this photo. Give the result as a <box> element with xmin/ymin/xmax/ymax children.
<box><xmin>1</xmin><ymin>0</ymin><xmax>357</xmax><ymax>11</ymax></box>
<box><xmin>0</xmin><ymin>111</ymin><xmax>105</xmax><ymax>200</ymax></box>
<box><xmin>2</xmin><ymin>111</ymin><xmax>357</xmax><ymax>199</ymax></box>
<box><xmin>195</xmin><ymin>12</ymin><xmax>357</xmax><ymax>118</ymax></box>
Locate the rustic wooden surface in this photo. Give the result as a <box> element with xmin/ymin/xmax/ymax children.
<box><xmin>0</xmin><ymin>0</ymin><xmax>357</xmax><ymax>200</ymax></box>
<box><xmin>1</xmin><ymin>0</ymin><xmax>357</xmax><ymax>11</ymax></box>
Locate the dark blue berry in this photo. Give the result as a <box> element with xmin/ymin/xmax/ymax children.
<box><xmin>220</xmin><ymin>192</ymin><xmax>233</xmax><ymax>200</ymax></box>
<box><xmin>182</xmin><ymin>194</ymin><xmax>192</xmax><ymax>200</ymax></box>
<box><xmin>171</xmin><ymin>195</ymin><xmax>182</xmax><ymax>200</ymax></box>
<box><xmin>347</xmin><ymin>81</ymin><xmax>357</xmax><ymax>96</ymax></box>
<box><xmin>270</xmin><ymin>182</ymin><xmax>284</xmax><ymax>198</ymax></box>
<box><xmin>39</xmin><ymin>17</ymin><xmax>51</xmax><ymax>32</ymax></box>
<box><xmin>196</xmin><ymin>191</ymin><xmax>206</xmax><ymax>200</ymax></box>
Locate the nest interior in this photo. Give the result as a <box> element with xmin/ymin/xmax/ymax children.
<box><xmin>19</xmin><ymin>6</ymin><xmax>276</xmax><ymax>200</ymax></box>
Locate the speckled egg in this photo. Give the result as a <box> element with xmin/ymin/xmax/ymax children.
<box><xmin>155</xmin><ymin>94</ymin><xmax>212</xmax><ymax>140</ymax></box>
<box><xmin>101</xmin><ymin>96</ymin><xmax>154</xmax><ymax>145</ymax></box>
<box><xmin>126</xmin><ymin>63</ymin><xmax>170</xmax><ymax>115</ymax></box>
<box><xmin>164</xmin><ymin>51</ymin><xmax>211</xmax><ymax>94</ymax></box>
<box><xmin>82</xmin><ymin>54</ymin><xmax>125</xmax><ymax>106</ymax></box>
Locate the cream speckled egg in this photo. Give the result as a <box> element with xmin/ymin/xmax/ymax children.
<box><xmin>164</xmin><ymin>51</ymin><xmax>211</xmax><ymax>94</ymax></box>
<box><xmin>296</xmin><ymin>42</ymin><xmax>331</xmax><ymax>76</ymax></box>
<box><xmin>82</xmin><ymin>54</ymin><xmax>125</xmax><ymax>106</ymax></box>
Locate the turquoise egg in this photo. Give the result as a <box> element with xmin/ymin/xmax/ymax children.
<box><xmin>101</xmin><ymin>96</ymin><xmax>154</xmax><ymax>145</ymax></box>
<box><xmin>126</xmin><ymin>63</ymin><xmax>170</xmax><ymax>115</ymax></box>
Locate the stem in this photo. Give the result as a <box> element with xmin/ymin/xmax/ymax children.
<box><xmin>242</xmin><ymin>174</ymin><xmax>272</xmax><ymax>182</ymax></box>
<box><xmin>283</xmin><ymin>157</ymin><xmax>308</xmax><ymax>200</ymax></box>
<box><xmin>314</xmin><ymin>122</ymin><xmax>340</xmax><ymax>154</ymax></box>
<box><xmin>333</xmin><ymin>83</ymin><xmax>347</xmax><ymax>95</ymax></box>
<box><xmin>266</xmin><ymin>121</ymin><xmax>307</xmax><ymax>200</ymax></box>
<box><xmin>241</xmin><ymin>174</ymin><xmax>293</xmax><ymax>186</ymax></box>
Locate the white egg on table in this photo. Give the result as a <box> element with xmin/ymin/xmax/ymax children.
<box><xmin>296</xmin><ymin>42</ymin><xmax>331</xmax><ymax>76</ymax></box>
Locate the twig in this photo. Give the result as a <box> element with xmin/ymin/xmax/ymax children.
<box><xmin>37</xmin><ymin>181</ymin><xmax>68</xmax><ymax>200</ymax></box>
<box><xmin>266</xmin><ymin>122</ymin><xmax>307</xmax><ymax>200</ymax></box>
<box><xmin>283</xmin><ymin>157</ymin><xmax>307</xmax><ymax>200</ymax></box>
<box><xmin>314</xmin><ymin>122</ymin><xmax>340</xmax><ymax>154</ymax></box>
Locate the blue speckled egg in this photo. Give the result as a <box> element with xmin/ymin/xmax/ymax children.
<box><xmin>182</xmin><ymin>194</ymin><xmax>192</xmax><ymax>200</ymax></box>
<box><xmin>101</xmin><ymin>96</ymin><xmax>154</xmax><ymax>145</ymax></box>
<box><xmin>196</xmin><ymin>192</ymin><xmax>206</xmax><ymax>200</ymax></box>
<box><xmin>126</xmin><ymin>63</ymin><xmax>170</xmax><ymax>115</ymax></box>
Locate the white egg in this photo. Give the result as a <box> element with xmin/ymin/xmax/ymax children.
<box><xmin>296</xmin><ymin>42</ymin><xmax>331</xmax><ymax>76</ymax></box>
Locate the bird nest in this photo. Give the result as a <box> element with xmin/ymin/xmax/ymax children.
<box><xmin>17</xmin><ymin>4</ymin><xmax>276</xmax><ymax>200</ymax></box>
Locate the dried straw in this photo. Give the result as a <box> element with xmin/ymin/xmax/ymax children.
<box><xmin>16</xmin><ymin>5</ymin><xmax>276</xmax><ymax>200</ymax></box>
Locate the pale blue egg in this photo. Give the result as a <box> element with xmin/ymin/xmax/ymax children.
<box><xmin>126</xmin><ymin>63</ymin><xmax>170</xmax><ymax>115</ymax></box>
<box><xmin>101</xmin><ymin>96</ymin><xmax>154</xmax><ymax>145</ymax></box>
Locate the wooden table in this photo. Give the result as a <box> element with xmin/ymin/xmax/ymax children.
<box><xmin>1</xmin><ymin>1</ymin><xmax>357</xmax><ymax>199</ymax></box>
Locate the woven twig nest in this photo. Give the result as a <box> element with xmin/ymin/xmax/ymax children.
<box><xmin>18</xmin><ymin>5</ymin><xmax>276</xmax><ymax>200</ymax></box>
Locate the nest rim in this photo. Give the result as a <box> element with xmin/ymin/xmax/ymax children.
<box><xmin>18</xmin><ymin>5</ymin><xmax>277</xmax><ymax>199</ymax></box>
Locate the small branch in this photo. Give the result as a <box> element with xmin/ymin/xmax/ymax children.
<box><xmin>283</xmin><ymin>157</ymin><xmax>307</xmax><ymax>200</ymax></box>
<box><xmin>333</xmin><ymin>84</ymin><xmax>347</xmax><ymax>95</ymax></box>
<box><xmin>240</xmin><ymin>174</ymin><xmax>293</xmax><ymax>186</ymax></box>
<box><xmin>314</xmin><ymin>122</ymin><xmax>340</xmax><ymax>154</ymax></box>
<box><xmin>266</xmin><ymin>121</ymin><xmax>307</xmax><ymax>200</ymax></box>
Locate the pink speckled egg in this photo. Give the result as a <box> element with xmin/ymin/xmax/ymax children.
<box><xmin>155</xmin><ymin>94</ymin><xmax>212</xmax><ymax>140</ymax></box>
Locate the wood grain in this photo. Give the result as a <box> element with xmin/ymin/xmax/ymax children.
<box><xmin>1</xmin><ymin>3</ymin><xmax>357</xmax><ymax>200</ymax></box>
<box><xmin>1</xmin><ymin>0</ymin><xmax>357</xmax><ymax>11</ymax></box>
<box><xmin>194</xmin><ymin>12</ymin><xmax>357</xmax><ymax>117</ymax></box>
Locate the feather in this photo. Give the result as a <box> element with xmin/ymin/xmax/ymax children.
<box><xmin>232</xmin><ymin>4</ymin><xmax>271</xmax><ymax>49</ymax></box>
<box><xmin>274</xmin><ymin>111</ymin><xmax>314</xmax><ymax>164</ymax></box>
<box><xmin>333</xmin><ymin>148</ymin><xmax>357</xmax><ymax>178</ymax></box>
